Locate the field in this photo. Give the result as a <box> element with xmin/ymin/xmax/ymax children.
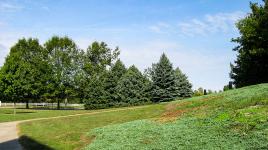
<box><xmin>16</xmin><ymin>83</ymin><xmax>268</xmax><ymax>149</ymax></box>
<box><xmin>0</xmin><ymin>108</ymin><xmax>92</xmax><ymax>123</ymax></box>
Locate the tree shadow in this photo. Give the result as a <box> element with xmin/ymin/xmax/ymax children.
<box><xmin>19</xmin><ymin>135</ymin><xmax>54</xmax><ymax>150</ymax></box>
<box><xmin>4</xmin><ymin>112</ymin><xmax>36</xmax><ymax>114</ymax></box>
<box><xmin>0</xmin><ymin>139</ymin><xmax>21</xmax><ymax>150</ymax></box>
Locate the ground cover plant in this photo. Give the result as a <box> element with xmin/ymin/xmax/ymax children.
<box><xmin>19</xmin><ymin>84</ymin><xmax>268</xmax><ymax>150</ymax></box>
<box><xmin>85</xmin><ymin>84</ymin><xmax>268</xmax><ymax>149</ymax></box>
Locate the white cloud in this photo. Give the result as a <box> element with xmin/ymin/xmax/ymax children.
<box><xmin>149</xmin><ymin>22</ymin><xmax>170</xmax><ymax>33</ymax></box>
<box><xmin>178</xmin><ymin>11</ymin><xmax>245</xmax><ymax>36</ymax></box>
<box><xmin>0</xmin><ymin>2</ymin><xmax>23</xmax><ymax>12</ymax></box>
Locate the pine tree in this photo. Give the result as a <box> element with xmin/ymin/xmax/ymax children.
<box><xmin>116</xmin><ymin>65</ymin><xmax>150</xmax><ymax>104</ymax></box>
<box><xmin>83</xmin><ymin>41</ymin><xmax>119</xmax><ymax>109</ymax></box>
<box><xmin>104</xmin><ymin>59</ymin><xmax>127</xmax><ymax>104</ymax></box>
<box><xmin>174</xmin><ymin>67</ymin><xmax>193</xmax><ymax>98</ymax></box>
<box><xmin>83</xmin><ymin>72</ymin><xmax>108</xmax><ymax>109</ymax></box>
<box><xmin>151</xmin><ymin>53</ymin><xmax>179</xmax><ymax>102</ymax></box>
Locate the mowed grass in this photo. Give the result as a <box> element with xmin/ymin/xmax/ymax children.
<box><xmin>18</xmin><ymin>104</ymin><xmax>166</xmax><ymax>150</ymax></box>
<box><xmin>19</xmin><ymin>84</ymin><xmax>268</xmax><ymax>150</ymax></box>
<box><xmin>0</xmin><ymin>108</ymin><xmax>95</xmax><ymax>123</ymax></box>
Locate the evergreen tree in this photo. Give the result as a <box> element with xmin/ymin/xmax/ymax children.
<box><xmin>174</xmin><ymin>67</ymin><xmax>193</xmax><ymax>98</ymax></box>
<box><xmin>116</xmin><ymin>65</ymin><xmax>150</xmax><ymax>104</ymax></box>
<box><xmin>83</xmin><ymin>41</ymin><xmax>119</xmax><ymax>109</ymax></box>
<box><xmin>150</xmin><ymin>53</ymin><xmax>179</xmax><ymax>102</ymax></box>
<box><xmin>230</xmin><ymin>1</ymin><xmax>268</xmax><ymax>87</ymax></box>
<box><xmin>83</xmin><ymin>72</ymin><xmax>108</xmax><ymax>109</ymax></box>
<box><xmin>104</xmin><ymin>59</ymin><xmax>127</xmax><ymax>103</ymax></box>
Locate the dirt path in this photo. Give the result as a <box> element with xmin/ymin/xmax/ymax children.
<box><xmin>0</xmin><ymin>105</ymin><xmax>150</xmax><ymax>150</ymax></box>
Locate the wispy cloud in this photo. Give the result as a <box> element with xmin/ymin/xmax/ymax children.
<box><xmin>149</xmin><ymin>22</ymin><xmax>170</xmax><ymax>33</ymax></box>
<box><xmin>0</xmin><ymin>2</ymin><xmax>23</xmax><ymax>12</ymax></box>
<box><xmin>148</xmin><ymin>11</ymin><xmax>245</xmax><ymax>36</ymax></box>
<box><xmin>178</xmin><ymin>11</ymin><xmax>245</xmax><ymax>36</ymax></box>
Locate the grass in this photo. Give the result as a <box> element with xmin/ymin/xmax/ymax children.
<box><xmin>18</xmin><ymin>83</ymin><xmax>268</xmax><ymax>149</ymax></box>
<box><xmin>18</xmin><ymin>104</ymin><xmax>166</xmax><ymax>150</ymax></box>
<box><xmin>0</xmin><ymin>108</ymin><xmax>92</xmax><ymax>123</ymax></box>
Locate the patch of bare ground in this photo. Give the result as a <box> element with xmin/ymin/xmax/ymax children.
<box><xmin>75</xmin><ymin>135</ymin><xmax>96</xmax><ymax>150</ymax></box>
<box><xmin>156</xmin><ymin>96</ymin><xmax>222</xmax><ymax>123</ymax></box>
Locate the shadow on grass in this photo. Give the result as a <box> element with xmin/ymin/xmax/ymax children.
<box><xmin>0</xmin><ymin>139</ymin><xmax>21</xmax><ymax>150</ymax></box>
<box><xmin>4</xmin><ymin>112</ymin><xmax>36</xmax><ymax>114</ymax></box>
<box><xmin>19</xmin><ymin>135</ymin><xmax>54</xmax><ymax>150</ymax></box>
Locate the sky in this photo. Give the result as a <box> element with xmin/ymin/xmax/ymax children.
<box><xmin>0</xmin><ymin>0</ymin><xmax>264</xmax><ymax>91</ymax></box>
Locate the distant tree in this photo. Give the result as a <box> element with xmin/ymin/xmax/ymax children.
<box><xmin>230</xmin><ymin>1</ymin><xmax>268</xmax><ymax>87</ymax></box>
<box><xmin>104</xmin><ymin>59</ymin><xmax>127</xmax><ymax>103</ymax></box>
<box><xmin>116</xmin><ymin>65</ymin><xmax>150</xmax><ymax>104</ymax></box>
<box><xmin>207</xmin><ymin>89</ymin><xmax>213</xmax><ymax>94</ymax></box>
<box><xmin>174</xmin><ymin>67</ymin><xmax>193</xmax><ymax>98</ymax></box>
<box><xmin>204</xmin><ymin>89</ymin><xmax>207</xmax><ymax>95</ymax></box>
<box><xmin>44</xmin><ymin>36</ymin><xmax>80</xmax><ymax>109</ymax></box>
<box><xmin>193</xmin><ymin>87</ymin><xmax>204</xmax><ymax>96</ymax></box>
<box><xmin>228</xmin><ymin>81</ymin><xmax>233</xmax><ymax>90</ymax></box>
<box><xmin>150</xmin><ymin>53</ymin><xmax>179</xmax><ymax>102</ymax></box>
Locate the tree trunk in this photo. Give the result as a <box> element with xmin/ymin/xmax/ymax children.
<box><xmin>13</xmin><ymin>102</ymin><xmax>16</xmax><ymax>115</ymax></box>
<box><xmin>57</xmin><ymin>99</ymin><xmax>60</xmax><ymax>110</ymax></box>
<box><xmin>26</xmin><ymin>99</ymin><xmax>29</xmax><ymax>109</ymax></box>
<box><xmin>65</xmin><ymin>98</ymin><xmax>68</xmax><ymax>109</ymax></box>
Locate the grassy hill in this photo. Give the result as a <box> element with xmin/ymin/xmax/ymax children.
<box><xmin>19</xmin><ymin>83</ymin><xmax>268</xmax><ymax>149</ymax></box>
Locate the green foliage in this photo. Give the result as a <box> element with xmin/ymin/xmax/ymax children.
<box><xmin>0</xmin><ymin>36</ymin><xmax>193</xmax><ymax>110</ymax></box>
<box><xmin>174</xmin><ymin>67</ymin><xmax>193</xmax><ymax>98</ymax></box>
<box><xmin>150</xmin><ymin>53</ymin><xmax>179</xmax><ymax>102</ymax></box>
<box><xmin>0</xmin><ymin>38</ymin><xmax>46</xmax><ymax>107</ymax></box>
<box><xmin>44</xmin><ymin>36</ymin><xmax>80</xmax><ymax>109</ymax></box>
<box><xmin>231</xmin><ymin>1</ymin><xmax>268</xmax><ymax>87</ymax></box>
<box><xmin>193</xmin><ymin>87</ymin><xmax>204</xmax><ymax>96</ymax></box>
<box><xmin>83</xmin><ymin>72</ymin><xmax>108</xmax><ymax>110</ymax></box>
<box><xmin>104</xmin><ymin>59</ymin><xmax>127</xmax><ymax>103</ymax></box>
<box><xmin>83</xmin><ymin>41</ymin><xmax>119</xmax><ymax>75</ymax></box>
<box><xmin>83</xmin><ymin>42</ymin><xmax>120</xmax><ymax>109</ymax></box>
<box><xmin>116</xmin><ymin>65</ymin><xmax>150</xmax><ymax>104</ymax></box>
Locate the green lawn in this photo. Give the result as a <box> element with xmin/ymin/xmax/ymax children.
<box><xmin>0</xmin><ymin>108</ymin><xmax>95</xmax><ymax>123</ymax></box>
<box><xmin>19</xmin><ymin>84</ymin><xmax>268</xmax><ymax>150</ymax></box>
<box><xmin>18</xmin><ymin>104</ymin><xmax>166</xmax><ymax>150</ymax></box>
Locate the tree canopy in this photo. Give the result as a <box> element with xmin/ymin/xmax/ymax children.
<box><xmin>231</xmin><ymin>0</ymin><xmax>268</xmax><ymax>87</ymax></box>
<box><xmin>0</xmin><ymin>37</ymin><xmax>193</xmax><ymax>109</ymax></box>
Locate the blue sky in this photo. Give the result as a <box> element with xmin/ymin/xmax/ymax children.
<box><xmin>0</xmin><ymin>0</ymin><xmax>264</xmax><ymax>90</ymax></box>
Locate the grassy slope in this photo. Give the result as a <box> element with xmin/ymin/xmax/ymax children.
<box><xmin>86</xmin><ymin>84</ymin><xmax>268</xmax><ymax>149</ymax></box>
<box><xmin>19</xmin><ymin>84</ymin><xmax>268</xmax><ymax>150</ymax></box>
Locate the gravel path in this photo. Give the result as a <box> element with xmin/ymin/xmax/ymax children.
<box><xmin>0</xmin><ymin>121</ymin><xmax>22</xmax><ymax>150</ymax></box>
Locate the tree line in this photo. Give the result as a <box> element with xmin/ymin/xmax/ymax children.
<box><xmin>0</xmin><ymin>36</ymin><xmax>192</xmax><ymax>109</ymax></box>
